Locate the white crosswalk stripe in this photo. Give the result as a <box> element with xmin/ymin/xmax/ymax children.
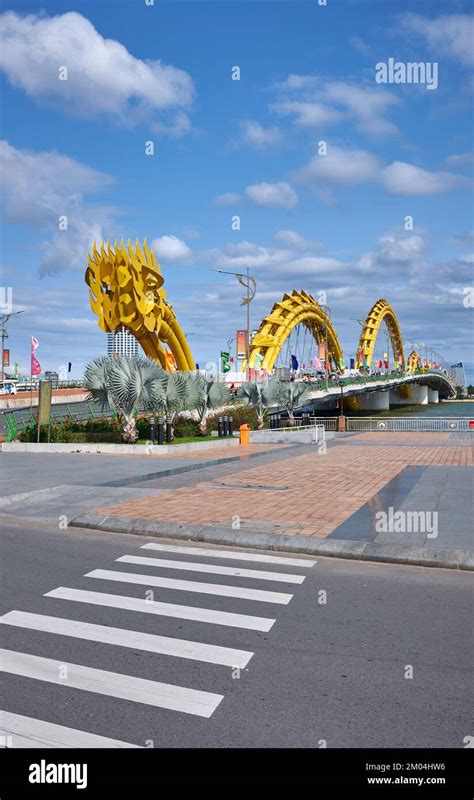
<box><xmin>116</xmin><ymin>554</ymin><xmax>306</xmax><ymax>583</ymax></box>
<box><xmin>45</xmin><ymin>586</ymin><xmax>275</xmax><ymax>631</ymax></box>
<box><xmin>0</xmin><ymin>649</ymin><xmax>223</xmax><ymax>718</ymax></box>
<box><xmin>0</xmin><ymin>711</ymin><xmax>141</xmax><ymax>748</ymax></box>
<box><xmin>140</xmin><ymin>541</ymin><xmax>317</xmax><ymax>567</ymax></box>
<box><xmin>0</xmin><ymin>611</ymin><xmax>254</xmax><ymax>668</ymax></box>
<box><xmin>3</xmin><ymin>540</ymin><xmax>312</xmax><ymax>745</ymax></box>
<box><xmin>85</xmin><ymin>568</ymin><xmax>294</xmax><ymax>604</ymax></box>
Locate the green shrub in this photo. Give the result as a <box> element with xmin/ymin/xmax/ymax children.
<box><xmin>207</xmin><ymin>405</ymin><xmax>261</xmax><ymax>430</ymax></box>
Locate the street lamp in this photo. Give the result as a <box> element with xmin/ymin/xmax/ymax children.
<box><xmin>1</xmin><ymin>310</ymin><xmax>25</xmax><ymax>383</ymax></box>
<box><xmin>338</xmin><ymin>378</ymin><xmax>345</xmax><ymax>416</ymax></box>
<box><xmin>212</xmin><ymin>268</ymin><xmax>256</xmax><ymax>361</ymax></box>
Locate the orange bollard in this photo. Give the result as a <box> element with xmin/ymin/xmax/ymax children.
<box><xmin>239</xmin><ymin>423</ymin><xmax>250</xmax><ymax>445</ymax></box>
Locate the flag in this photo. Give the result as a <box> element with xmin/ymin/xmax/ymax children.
<box><xmin>350</xmin><ymin>357</ymin><xmax>355</xmax><ymax>369</ymax></box>
<box><xmin>31</xmin><ymin>336</ymin><xmax>41</xmax><ymax>376</ymax></box>
<box><xmin>291</xmin><ymin>354</ymin><xmax>298</xmax><ymax>370</ymax></box>
<box><xmin>318</xmin><ymin>343</ymin><xmax>326</xmax><ymax>359</ymax></box>
<box><xmin>221</xmin><ymin>351</ymin><xmax>231</xmax><ymax>373</ymax></box>
<box><xmin>164</xmin><ymin>349</ymin><xmax>177</xmax><ymax>372</ymax></box>
<box><xmin>339</xmin><ymin>357</ymin><xmax>345</xmax><ymax>371</ymax></box>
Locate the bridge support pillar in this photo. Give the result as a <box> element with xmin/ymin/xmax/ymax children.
<box><xmin>356</xmin><ymin>391</ymin><xmax>390</xmax><ymax>412</ymax></box>
<box><xmin>389</xmin><ymin>384</ymin><xmax>429</xmax><ymax>406</ymax></box>
<box><xmin>428</xmin><ymin>388</ymin><xmax>439</xmax><ymax>404</ymax></box>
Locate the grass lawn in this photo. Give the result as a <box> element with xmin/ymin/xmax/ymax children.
<box><xmin>136</xmin><ymin>435</ymin><xmax>218</xmax><ymax>445</ymax></box>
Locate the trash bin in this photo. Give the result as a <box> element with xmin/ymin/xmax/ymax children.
<box><xmin>239</xmin><ymin>423</ymin><xmax>250</xmax><ymax>445</ymax></box>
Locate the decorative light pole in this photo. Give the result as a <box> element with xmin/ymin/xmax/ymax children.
<box><xmin>212</xmin><ymin>268</ymin><xmax>256</xmax><ymax>361</ymax></box>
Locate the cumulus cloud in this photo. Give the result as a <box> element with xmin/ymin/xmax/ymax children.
<box><xmin>0</xmin><ymin>140</ymin><xmax>116</xmax><ymax>276</ymax></box>
<box><xmin>237</xmin><ymin>120</ymin><xmax>282</xmax><ymax>149</ymax></box>
<box><xmin>271</xmin><ymin>76</ymin><xmax>399</xmax><ymax>135</ymax></box>
<box><xmin>151</xmin><ymin>235</ymin><xmax>192</xmax><ymax>262</ymax></box>
<box><xmin>443</xmin><ymin>152</ymin><xmax>474</xmax><ymax>169</ymax></box>
<box><xmin>274</xmin><ymin>230</ymin><xmax>323</xmax><ymax>251</ymax></box>
<box><xmin>0</xmin><ymin>11</ymin><xmax>194</xmax><ymax>127</ymax></box>
<box><xmin>0</xmin><ymin>139</ymin><xmax>112</xmax><ymax>226</ymax></box>
<box><xmin>293</xmin><ymin>145</ymin><xmax>381</xmax><ymax>188</ymax></box>
<box><xmin>382</xmin><ymin>161</ymin><xmax>470</xmax><ymax>196</ymax></box>
<box><xmin>245</xmin><ymin>181</ymin><xmax>298</xmax><ymax>209</ymax></box>
<box><xmin>214</xmin><ymin>192</ymin><xmax>242</xmax><ymax>206</ymax></box>
<box><xmin>356</xmin><ymin>232</ymin><xmax>427</xmax><ymax>273</ymax></box>
<box><xmin>400</xmin><ymin>13</ymin><xmax>474</xmax><ymax>67</ymax></box>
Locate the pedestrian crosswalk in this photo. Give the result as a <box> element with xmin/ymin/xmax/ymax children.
<box><xmin>1</xmin><ymin>540</ymin><xmax>316</xmax><ymax>747</ymax></box>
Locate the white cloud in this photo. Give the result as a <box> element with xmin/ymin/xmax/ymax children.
<box><xmin>151</xmin><ymin>235</ymin><xmax>192</xmax><ymax>262</ymax></box>
<box><xmin>238</xmin><ymin>120</ymin><xmax>282</xmax><ymax>149</ymax></box>
<box><xmin>214</xmin><ymin>192</ymin><xmax>242</xmax><ymax>206</ymax></box>
<box><xmin>443</xmin><ymin>152</ymin><xmax>474</xmax><ymax>169</ymax></box>
<box><xmin>271</xmin><ymin>100</ymin><xmax>343</xmax><ymax>128</ymax></box>
<box><xmin>0</xmin><ymin>11</ymin><xmax>194</xmax><ymax>126</ymax></box>
<box><xmin>151</xmin><ymin>112</ymin><xmax>192</xmax><ymax>139</ymax></box>
<box><xmin>271</xmin><ymin>76</ymin><xmax>399</xmax><ymax>135</ymax></box>
<box><xmin>323</xmin><ymin>82</ymin><xmax>399</xmax><ymax>135</ymax></box>
<box><xmin>356</xmin><ymin>232</ymin><xmax>426</xmax><ymax>273</ymax></box>
<box><xmin>293</xmin><ymin>145</ymin><xmax>381</xmax><ymax>188</ymax></box>
<box><xmin>274</xmin><ymin>230</ymin><xmax>323</xmax><ymax>251</ymax></box>
<box><xmin>0</xmin><ymin>139</ymin><xmax>112</xmax><ymax>226</ymax></box>
<box><xmin>400</xmin><ymin>13</ymin><xmax>474</xmax><ymax>67</ymax></box>
<box><xmin>245</xmin><ymin>181</ymin><xmax>298</xmax><ymax>209</ymax></box>
<box><xmin>382</xmin><ymin>161</ymin><xmax>470</xmax><ymax>196</ymax></box>
<box><xmin>0</xmin><ymin>140</ymin><xmax>116</xmax><ymax>276</ymax></box>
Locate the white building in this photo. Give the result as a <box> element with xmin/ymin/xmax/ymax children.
<box><xmin>107</xmin><ymin>330</ymin><xmax>140</xmax><ymax>358</ymax></box>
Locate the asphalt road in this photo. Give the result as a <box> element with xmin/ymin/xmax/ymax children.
<box><xmin>1</xmin><ymin>518</ymin><xmax>472</xmax><ymax>748</ymax></box>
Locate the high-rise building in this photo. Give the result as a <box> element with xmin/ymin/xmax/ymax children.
<box><xmin>450</xmin><ymin>361</ymin><xmax>466</xmax><ymax>387</ymax></box>
<box><xmin>107</xmin><ymin>330</ymin><xmax>140</xmax><ymax>358</ymax></box>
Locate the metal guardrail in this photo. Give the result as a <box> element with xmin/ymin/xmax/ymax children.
<box><xmin>313</xmin><ymin>417</ymin><xmax>338</xmax><ymax>431</ymax></box>
<box><xmin>346</xmin><ymin>417</ymin><xmax>473</xmax><ymax>432</ymax></box>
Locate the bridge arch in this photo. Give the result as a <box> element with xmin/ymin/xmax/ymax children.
<box><xmin>243</xmin><ymin>290</ymin><xmax>344</xmax><ymax>372</ymax></box>
<box><xmin>356</xmin><ymin>299</ymin><xmax>405</xmax><ymax>370</ymax></box>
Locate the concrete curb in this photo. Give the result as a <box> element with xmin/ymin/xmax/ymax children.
<box><xmin>0</xmin><ymin>438</ymin><xmax>240</xmax><ymax>455</ymax></box>
<box><xmin>69</xmin><ymin>514</ymin><xmax>474</xmax><ymax>571</ymax></box>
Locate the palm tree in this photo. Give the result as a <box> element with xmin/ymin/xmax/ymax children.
<box><xmin>194</xmin><ymin>376</ymin><xmax>231</xmax><ymax>434</ymax></box>
<box><xmin>237</xmin><ymin>379</ymin><xmax>284</xmax><ymax>429</ymax></box>
<box><xmin>278</xmin><ymin>381</ymin><xmax>312</xmax><ymax>425</ymax></box>
<box><xmin>154</xmin><ymin>372</ymin><xmax>203</xmax><ymax>437</ymax></box>
<box><xmin>84</xmin><ymin>355</ymin><xmax>165</xmax><ymax>443</ymax></box>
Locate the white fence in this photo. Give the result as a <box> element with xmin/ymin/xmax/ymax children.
<box><xmin>345</xmin><ymin>417</ymin><xmax>473</xmax><ymax>432</ymax></box>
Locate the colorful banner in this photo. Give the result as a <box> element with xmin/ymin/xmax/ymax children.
<box><xmin>236</xmin><ymin>329</ymin><xmax>247</xmax><ymax>359</ymax></box>
<box><xmin>31</xmin><ymin>336</ymin><xmax>41</xmax><ymax>376</ymax></box>
<box><xmin>3</xmin><ymin>348</ymin><xmax>9</xmax><ymax>367</ymax></box>
<box><xmin>350</xmin><ymin>357</ymin><xmax>355</xmax><ymax>370</ymax></box>
<box><xmin>291</xmin><ymin>354</ymin><xmax>298</xmax><ymax>370</ymax></box>
<box><xmin>338</xmin><ymin>357</ymin><xmax>345</xmax><ymax>371</ymax></box>
<box><xmin>318</xmin><ymin>342</ymin><xmax>326</xmax><ymax>359</ymax></box>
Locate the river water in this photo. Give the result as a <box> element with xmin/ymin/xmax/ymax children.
<box><xmin>377</xmin><ymin>401</ymin><xmax>474</xmax><ymax>418</ymax></box>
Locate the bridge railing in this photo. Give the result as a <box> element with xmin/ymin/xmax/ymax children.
<box><xmin>345</xmin><ymin>417</ymin><xmax>473</xmax><ymax>432</ymax></box>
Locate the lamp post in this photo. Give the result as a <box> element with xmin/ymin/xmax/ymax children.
<box><xmin>212</xmin><ymin>268</ymin><xmax>256</xmax><ymax>361</ymax></box>
<box><xmin>1</xmin><ymin>310</ymin><xmax>24</xmax><ymax>383</ymax></box>
<box><xmin>338</xmin><ymin>378</ymin><xmax>345</xmax><ymax>416</ymax></box>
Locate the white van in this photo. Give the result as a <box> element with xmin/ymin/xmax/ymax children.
<box><xmin>0</xmin><ymin>380</ymin><xmax>18</xmax><ymax>395</ymax></box>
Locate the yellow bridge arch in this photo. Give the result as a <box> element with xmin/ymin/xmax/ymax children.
<box><xmin>356</xmin><ymin>298</ymin><xmax>405</xmax><ymax>370</ymax></box>
<box><xmin>243</xmin><ymin>290</ymin><xmax>344</xmax><ymax>372</ymax></box>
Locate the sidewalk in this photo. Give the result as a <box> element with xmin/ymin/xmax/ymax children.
<box><xmin>72</xmin><ymin>432</ymin><xmax>474</xmax><ymax>570</ymax></box>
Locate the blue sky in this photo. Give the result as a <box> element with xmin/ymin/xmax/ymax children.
<box><xmin>1</xmin><ymin>0</ymin><xmax>473</xmax><ymax>380</ymax></box>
